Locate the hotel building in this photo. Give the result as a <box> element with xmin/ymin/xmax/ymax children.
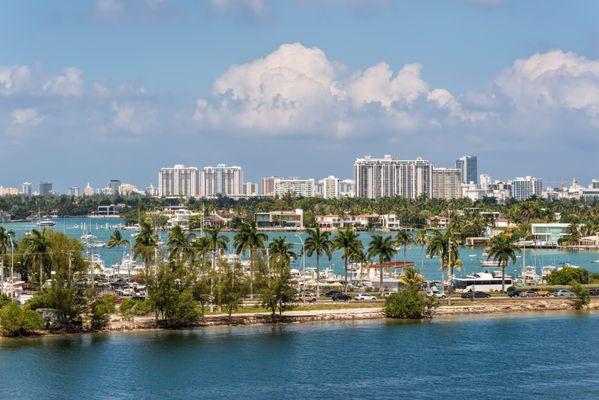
<box><xmin>158</xmin><ymin>165</ymin><xmax>200</xmax><ymax>198</ymax></box>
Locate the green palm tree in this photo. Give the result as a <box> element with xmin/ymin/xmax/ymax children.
<box><xmin>268</xmin><ymin>236</ymin><xmax>297</xmax><ymax>266</ymax></box>
<box><xmin>487</xmin><ymin>234</ymin><xmax>519</xmax><ymax>291</ymax></box>
<box><xmin>395</xmin><ymin>229</ymin><xmax>413</xmax><ymax>261</ymax></box>
<box><xmin>333</xmin><ymin>229</ymin><xmax>362</xmax><ymax>290</ymax></box>
<box><xmin>348</xmin><ymin>243</ymin><xmax>367</xmax><ymax>287</ymax></box>
<box><xmin>399</xmin><ymin>268</ymin><xmax>425</xmax><ymax>289</ymax></box>
<box><xmin>426</xmin><ymin>229</ymin><xmax>459</xmax><ymax>295</ymax></box>
<box><xmin>233</xmin><ymin>220</ymin><xmax>266</xmax><ymax>296</ymax></box>
<box><xmin>167</xmin><ymin>225</ymin><xmax>195</xmax><ymax>263</ymax></box>
<box><xmin>0</xmin><ymin>227</ymin><xmax>15</xmax><ymax>281</ymax></box>
<box><xmin>304</xmin><ymin>226</ymin><xmax>333</xmax><ymax>297</ymax></box>
<box><xmin>133</xmin><ymin>222</ymin><xmax>158</xmax><ymax>273</ymax></box>
<box><xmin>107</xmin><ymin>229</ymin><xmax>129</xmax><ymax>274</ymax></box>
<box><xmin>367</xmin><ymin>234</ymin><xmax>396</xmax><ymax>294</ymax></box>
<box><xmin>205</xmin><ymin>226</ymin><xmax>229</xmax><ymax>269</ymax></box>
<box><xmin>414</xmin><ymin>229</ymin><xmax>428</xmax><ymax>271</ymax></box>
<box><xmin>21</xmin><ymin>228</ymin><xmax>53</xmax><ymax>286</ymax></box>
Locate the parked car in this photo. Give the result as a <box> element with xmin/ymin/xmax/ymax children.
<box><xmin>355</xmin><ymin>293</ymin><xmax>377</xmax><ymax>301</ymax></box>
<box><xmin>299</xmin><ymin>291</ymin><xmax>318</xmax><ymax>302</ymax></box>
<box><xmin>461</xmin><ymin>291</ymin><xmax>491</xmax><ymax>299</ymax></box>
<box><xmin>507</xmin><ymin>290</ymin><xmax>521</xmax><ymax>297</ymax></box>
<box><xmin>331</xmin><ymin>292</ymin><xmax>352</xmax><ymax>301</ymax></box>
<box><xmin>426</xmin><ymin>289</ymin><xmax>447</xmax><ymax>299</ymax></box>
<box><xmin>519</xmin><ymin>290</ymin><xmax>537</xmax><ymax>297</ymax></box>
<box><xmin>555</xmin><ymin>290</ymin><xmax>573</xmax><ymax>297</ymax></box>
<box><xmin>325</xmin><ymin>290</ymin><xmax>343</xmax><ymax>297</ymax></box>
<box><xmin>535</xmin><ymin>290</ymin><xmax>551</xmax><ymax>297</ymax></box>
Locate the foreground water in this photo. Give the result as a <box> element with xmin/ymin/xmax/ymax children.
<box><xmin>2</xmin><ymin>217</ymin><xmax>599</xmax><ymax>280</ymax></box>
<box><xmin>0</xmin><ymin>312</ymin><xmax>598</xmax><ymax>399</ymax></box>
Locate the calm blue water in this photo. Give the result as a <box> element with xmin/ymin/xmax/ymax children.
<box><xmin>0</xmin><ymin>313</ymin><xmax>598</xmax><ymax>399</ymax></box>
<box><xmin>2</xmin><ymin>217</ymin><xmax>599</xmax><ymax>280</ymax></box>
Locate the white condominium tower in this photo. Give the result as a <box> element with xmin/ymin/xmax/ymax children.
<box><xmin>321</xmin><ymin>176</ymin><xmax>340</xmax><ymax>199</ymax></box>
<box><xmin>354</xmin><ymin>155</ymin><xmax>433</xmax><ymax>199</ymax></box>
<box><xmin>201</xmin><ymin>164</ymin><xmax>243</xmax><ymax>197</ymax></box>
<box><xmin>274</xmin><ymin>178</ymin><xmax>315</xmax><ymax>197</ymax></box>
<box><xmin>512</xmin><ymin>176</ymin><xmax>543</xmax><ymax>201</ymax></box>
<box><xmin>159</xmin><ymin>164</ymin><xmax>200</xmax><ymax>198</ymax></box>
<box><xmin>432</xmin><ymin>168</ymin><xmax>461</xmax><ymax>199</ymax></box>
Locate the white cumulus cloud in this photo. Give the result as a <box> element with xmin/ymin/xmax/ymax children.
<box><xmin>42</xmin><ymin>67</ymin><xmax>84</xmax><ymax>97</ymax></box>
<box><xmin>0</xmin><ymin>65</ymin><xmax>31</xmax><ymax>95</ymax></box>
<box><xmin>11</xmin><ymin>108</ymin><xmax>44</xmax><ymax>127</ymax></box>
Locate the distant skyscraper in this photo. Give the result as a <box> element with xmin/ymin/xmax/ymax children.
<box><xmin>432</xmin><ymin>168</ymin><xmax>461</xmax><ymax>199</ymax></box>
<box><xmin>84</xmin><ymin>183</ymin><xmax>94</xmax><ymax>196</ymax></box>
<box><xmin>201</xmin><ymin>164</ymin><xmax>243</xmax><ymax>197</ymax></box>
<box><xmin>592</xmin><ymin>179</ymin><xmax>599</xmax><ymax>189</ymax></box>
<box><xmin>244</xmin><ymin>182</ymin><xmax>259</xmax><ymax>196</ymax></box>
<box><xmin>512</xmin><ymin>176</ymin><xmax>543</xmax><ymax>201</ymax></box>
<box><xmin>338</xmin><ymin>179</ymin><xmax>356</xmax><ymax>197</ymax></box>
<box><xmin>69</xmin><ymin>186</ymin><xmax>80</xmax><ymax>197</ymax></box>
<box><xmin>274</xmin><ymin>178</ymin><xmax>315</xmax><ymax>197</ymax></box>
<box><xmin>38</xmin><ymin>181</ymin><xmax>53</xmax><ymax>196</ymax></box>
<box><xmin>456</xmin><ymin>155</ymin><xmax>478</xmax><ymax>184</ymax></box>
<box><xmin>261</xmin><ymin>176</ymin><xmax>280</xmax><ymax>196</ymax></box>
<box><xmin>321</xmin><ymin>176</ymin><xmax>340</xmax><ymax>199</ymax></box>
<box><xmin>108</xmin><ymin>179</ymin><xmax>121</xmax><ymax>195</ymax></box>
<box><xmin>159</xmin><ymin>165</ymin><xmax>200</xmax><ymax>198</ymax></box>
<box><xmin>354</xmin><ymin>155</ymin><xmax>433</xmax><ymax>199</ymax></box>
<box><xmin>479</xmin><ymin>174</ymin><xmax>491</xmax><ymax>191</ymax></box>
<box><xmin>21</xmin><ymin>182</ymin><xmax>31</xmax><ymax>196</ymax></box>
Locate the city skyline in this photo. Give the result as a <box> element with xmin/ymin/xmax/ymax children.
<box><xmin>2</xmin><ymin>1</ymin><xmax>599</xmax><ymax>188</ymax></box>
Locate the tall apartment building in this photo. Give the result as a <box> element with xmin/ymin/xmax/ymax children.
<box><xmin>456</xmin><ymin>155</ymin><xmax>478</xmax><ymax>184</ymax></box>
<box><xmin>158</xmin><ymin>165</ymin><xmax>200</xmax><ymax>198</ymax></box>
<box><xmin>244</xmin><ymin>182</ymin><xmax>259</xmax><ymax>197</ymax></box>
<box><xmin>321</xmin><ymin>176</ymin><xmax>340</xmax><ymax>199</ymax></box>
<box><xmin>512</xmin><ymin>176</ymin><xmax>543</xmax><ymax>201</ymax></box>
<box><xmin>273</xmin><ymin>178</ymin><xmax>315</xmax><ymax>197</ymax></box>
<box><xmin>107</xmin><ymin>179</ymin><xmax>121</xmax><ymax>195</ymax></box>
<box><xmin>69</xmin><ymin>186</ymin><xmax>80</xmax><ymax>197</ymax></box>
<box><xmin>338</xmin><ymin>179</ymin><xmax>356</xmax><ymax>197</ymax></box>
<box><xmin>21</xmin><ymin>182</ymin><xmax>31</xmax><ymax>196</ymax></box>
<box><xmin>201</xmin><ymin>164</ymin><xmax>243</xmax><ymax>197</ymax></box>
<box><xmin>354</xmin><ymin>155</ymin><xmax>433</xmax><ymax>199</ymax></box>
<box><xmin>261</xmin><ymin>176</ymin><xmax>280</xmax><ymax>196</ymax></box>
<box><xmin>592</xmin><ymin>179</ymin><xmax>599</xmax><ymax>189</ymax></box>
<box><xmin>432</xmin><ymin>168</ymin><xmax>461</xmax><ymax>199</ymax></box>
<box><xmin>38</xmin><ymin>181</ymin><xmax>53</xmax><ymax>196</ymax></box>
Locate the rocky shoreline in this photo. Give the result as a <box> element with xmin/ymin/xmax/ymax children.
<box><xmin>105</xmin><ymin>298</ymin><xmax>599</xmax><ymax>333</ymax></box>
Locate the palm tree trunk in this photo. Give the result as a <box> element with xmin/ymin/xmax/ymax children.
<box><xmin>316</xmin><ymin>253</ymin><xmax>320</xmax><ymax>298</ymax></box>
<box><xmin>379</xmin><ymin>256</ymin><xmax>384</xmax><ymax>294</ymax></box>
<box><xmin>501</xmin><ymin>265</ymin><xmax>506</xmax><ymax>292</ymax></box>
<box><xmin>344</xmin><ymin>256</ymin><xmax>348</xmax><ymax>292</ymax></box>
<box><xmin>249</xmin><ymin>247</ymin><xmax>254</xmax><ymax>299</ymax></box>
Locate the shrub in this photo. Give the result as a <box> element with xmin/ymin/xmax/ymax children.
<box><xmin>120</xmin><ymin>298</ymin><xmax>152</xmax><ymax>321</ymax></box>
<box><xmin>90</xmin><ymin>295</ymin><xmax>116</xmax><ymax>330</ymax></box>
<box><xmin>163</xmin><ymin>289</ymin><xmax>200</xmax><ymax>327</ymax></box>
<box><xmin>545</xmin><ymin>266</ymin><xmax>589</xmax><ymax>285</ymax></box>
<box><xmin>0</xmin><ymin>293</ymin><xmax>12</xmax><ymax>308</ymax></box>
<box><xmin>571</xmin><ymin>282</ymin><xmax>591</xmax><ymax>310</ymax></box>
<box><xmin>384</xmin><ymin>288</ymin><xmax>436</xmax><ymax>319</ymax></box>
<box><xmin>0</xmin><ymin>303</ymin><xmax>45</xmax><ymax>337</ymax></box>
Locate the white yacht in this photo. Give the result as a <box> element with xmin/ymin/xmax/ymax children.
<box><xmin>37</xmin><ymin>219</ymin><xmax>56</xmax><ymax>227</ymax></box>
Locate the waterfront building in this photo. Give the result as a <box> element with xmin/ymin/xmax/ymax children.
<box><xmin>273</xmin><ymin>177</ymin><xmax>315</xmax><ymax>197</ymax></box>
<box><xmin>255</xmin><ymin>209</ymin><xmax>304</xmax><ymax>230</ymax></box>
<box><xmin>354</xmin><ymin>155</ymin><xmax>433</xmax><ymax>199</ymax></box>
<box><xmin>0</xmin><ymin>187</ymin><xmax>19</xmax><ymax>196</ymax></box>
<box><xmin>159</xmin><ymin>165</ymin><xmax>200</xmax><ymax>198</ymax></box>
<box><xmin>244</xmin><ymin>182</ymin><xmax>259</xmax><ymax>197</ymax></box>
<box><xmin>321</xmin><ymin>176</ymin><xmax>340</xmax><ymax>199</ymax></box>
<box><xmin>512</xmin><ymin>176</ymin><xmax>543</xmax><ymax>201</ymax></box>
<box><xmin>593</xmin><ymin>179</ymin><xmax>599</xmax><ymax>189</ymax></box>
<box><xmin>531</xmin><ymin>223</ymin><xmax>570</xmax><ymax>246</ymax></box>
<box><xmin>315</xmin><ymin>213</ymin><xmax>400</xmax><ymax>230</ymax></box>
<box><xmin>456</xmin><ymin>155</ymin><xmax>477</xmax><ymax>184</ymax></box>
<box><xmin>68</xmin><ymin>186</ymin><xmax>80</xmax><ymax>197</ymax></box>
<box><xmin>21</xmin><ymin>182</ymin><xmax>31</xmax><ymax>196</ymax></box>
<box><xmin>261</xmin><ymin>176</ymin><xmax>280</xmax><ymax>196</ymax></box>
<box><xmin>38</xmin><ymin>181</ymin><xmax>53</xmax><ymax>196</ymax></box>
<box><xmin>201</xmin><ymin>164</ymin><xmax>243</xmax><ymax>197</ymax></box>
<box><xmin>432</xmin><ymin>168</ymin><xmax>461</xmax><ymax>199</ymax></box>
<box><xmin>479</xmin><ymin>174</ymin><xmax>491</xmax><ymax>191</ymax></box>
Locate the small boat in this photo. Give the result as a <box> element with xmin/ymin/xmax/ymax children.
<box><xmin>480</xmin><ymin>260</ymin><xmax>501</xmax><ymax>267</ymax></box>
<box><xmin>81</xmin><ymin>233</ymin><xmax>96</xmax><ymax>240</ymax></box>
<box><xmin>37</xmin><ymin>219</ymin><xmax>56</xmax><ymax>227</ymax></box>
<box><xmin>592</xmin><ymin>260</ymin><xmax>599</xmax><ymax>263</ymax></box>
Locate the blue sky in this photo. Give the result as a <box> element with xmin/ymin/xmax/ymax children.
<box><xmin>1</xmin><ymin>0</ymin><xmax>598</xmax><ymax>191</ymax></box>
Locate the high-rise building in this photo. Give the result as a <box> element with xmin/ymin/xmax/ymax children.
<box><xmin>108</xmin><ymin>179</ymin><xmax>121</xmax><ymax>195</ymax></box>
<box><xmin>159</xmin><ymin>165</ymin><xmax>200</xmax><ymax>198</ymax></box>
<box><xmin>512</xmin><ymin>176</ymin><xmax>543</xmax><ymax>201</ymax></box>
<box><xmin>201</xmin><ymin>164</ymin><xmax>243</xmax><ymax>197</ymax></box>
<box><xmin>38</xmin><ymin>181</ymin><xmax>53</xmax><ymax>196</ymax></box>
<box><xmin>320</xmin><ymin>176</ymin><xmax>340</xmax><ymax>199</ymax></box>
<box><xmin>84</xmin><ymin>183</ymin><xmax>94</xmax><ymax>196</ymax></box>
<box><xmin>244</xmin><ymin>182</ymin><xmax>259</xmax><ymax>197</ymax></box>
<box><xmin>592</xmin><ymin>179</ymin><xmax>599</xmax><ymax>189</ymax></box>
<box><xmin>432</xmin><ymin>168</ymin><xmax>461</xmax><ymax>199</ymax></box>
<box><xmin>354</xmin><ymin>155</ymin><xmax>433</xmax><ymax>199</ymax></box>
<box><xmin>21</xmin><ymin>182</ymin><xmax>31</xmax><ymax>196</ymax></box>
<box><xmin>479</xmin><ymin>174</ymin><xmax>491</xmax><ymax>191</ymax></box>
<box><xmin>68</xmin><ymin>186</ymin><xmax>80</xmax><ymax>197</ymax></box>
<box><xmin>261</xmin><ymin>176</ymin><xmax>280</xmax><ymax>196</ymax></box>
<box><xmin>274</xmin><ymin>178</ymin><xmax>315</xmax><ymax>197</ymax></box>
<box><xmin>338</xmin><ymin>179</ymin><xmax>356</xmax><ymax>197</ymax></box>
<box><xmin>456</xmin><ymin>155</ymin><xmax>478</xmax><ymax>184</ymax></box>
